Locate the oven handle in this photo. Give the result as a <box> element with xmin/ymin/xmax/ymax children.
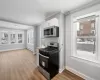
<box><xmin>39</xmin><ymin>53</ymin><xmax>49</xmax><ymax>59</ymax></box>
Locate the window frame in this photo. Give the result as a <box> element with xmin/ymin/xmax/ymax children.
<box><xmin>10</xmin><ymin>32</ymin><xmax>16</xmax><ymax>44</ymax></box>
<box><xmin>27</xmin><ymin>29</ymin><xmax>34</xmax><ymax>45</ymax></box>
<box><xmin>0</xmin><ymin>31</ymin><xmax>9</xmax><ymax>45</ymax></box>
<box><xmin>71</xmin><ymin>12</ymin><xmax>100</xmax><ymax>63</ymax></box>
<box><xmin>17</xmin><ymin>32</ymin><xmax>24</xmax><ymax>44</ymax></box>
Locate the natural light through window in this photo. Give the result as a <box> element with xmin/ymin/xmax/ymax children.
<box><xmin>76</xmin><ymin>19</ymin><xmax>96</xmax><ymax>55</ymax></box>
<box><xmin>72</xmin><ymin>13</ymin><xmax>100</xmax><ymax>62</ymax></box>
<box><xmin>27</xmin><ymin>29</ymin><xmax>34</xmax><ymax>45</ymax></box>
<box><xmin>18</xmin><ymin>34</ymin><xmax>23</xmax><ymax>43</ymax></box>
<box><xmin>11</xmin><ymin>33</ymin><xmax>16</xmax><ymax>44</ymax></box>
<box><xmin>0</xmin><ymin>30</ymin><xmax>24</xmax><ymax>45</ymax></box>
<box><xmin>1</xmin><ymin>31</ymin><xmax>9</xmax><ymax>44</ymax></box>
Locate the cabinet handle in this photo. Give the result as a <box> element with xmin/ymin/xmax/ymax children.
<box><xmin>39</xmin><ymin>53</ymin><xmax>49</xmax><ymax>59</ymax></box>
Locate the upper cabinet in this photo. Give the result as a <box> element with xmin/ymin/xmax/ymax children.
<box><xmin>43</xmin><ymin>18</ymin><xmax>59</xmax><ymax>29</ymax></box>
<box><xmin>47</xmin><ymin>18</ymin><xmax>59</xmax><ymax>26</ymax></box>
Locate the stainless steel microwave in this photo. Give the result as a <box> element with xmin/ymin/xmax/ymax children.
<box><xmin>44</xmin><ymin>26</ymin><xmax>59</xmax><ymax>38</ymax></box>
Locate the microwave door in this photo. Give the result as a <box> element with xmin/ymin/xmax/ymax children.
<box><xmin>51</xmin><ymin>28</ymin><xmax>53</xmax><ymax>35</ymax></box>
<box><xmin>44</xmin><ymin>29</ymin><xmax>51</xmax><ymax>37</ymax></box>
<box><xmin>44</xmin><ymin>30</ymin><xmax>47</xmax><ymax>35</ymax></box>
<box><xmin>53</xmin><ymin>27</ymin><xmax>56</xmax><ymax>36</ymax></box>
<box><xmin>48</xmin><ymin>29</ymin><xmax>50</xmax><ymax>35</ymax></box>
<box><xmin>49</xmin><ymin>28</ymin><xmax>54</xmax><ymax>37</ymax></box>
<box><xmin>44</xmin><ymin>29</ymin><xmax>48</xmax><ymax>35</ymax></box>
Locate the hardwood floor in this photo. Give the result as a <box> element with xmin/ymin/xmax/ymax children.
<box><xmin>0</xmin><ymin>49</ymin><xmax>84</xmax><ymax>80</ymax></box>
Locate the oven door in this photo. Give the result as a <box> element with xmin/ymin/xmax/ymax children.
<box><xmin>39</xmin><ymin>53</ymin><xmax>49</xmax><ymax>69</ymax></box>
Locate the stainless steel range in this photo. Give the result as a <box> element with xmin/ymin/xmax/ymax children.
<box><xmin>38</xmin><ymin>42</ymin><xmax>59</xmax><ymax>80</ymax></box>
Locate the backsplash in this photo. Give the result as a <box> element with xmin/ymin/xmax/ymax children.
<box><xmin>41</xmin><ymin>38</ymin><xmax>59</xmax><ymax>48</ymax></box>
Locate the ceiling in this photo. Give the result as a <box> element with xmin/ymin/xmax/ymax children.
<box><xmin>0</xmin><ymin>21</ymin><xmax>33</xmax><ymax>30</ymax></box>
<box><xmin>0</xmin><ymin>0</ymin><xmax>95</xmax><ymax>28</ymax></box>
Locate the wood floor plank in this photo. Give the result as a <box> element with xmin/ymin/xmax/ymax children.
<box><xmin>0</xmin><ymin>49</ymin><xmax>84</xmax><ymax>80</ymax></box>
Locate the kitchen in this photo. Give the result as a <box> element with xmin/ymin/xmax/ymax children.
<box><xmin>0</xmin><ymin>0</ymin><xmax>100</xmax><ymax>80</ymax></box>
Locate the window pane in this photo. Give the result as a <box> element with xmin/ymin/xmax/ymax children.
<box><xmin>1</xmin><ymin>32</ymin><xmax>9</xmax><ymax>44</ymax></box>
<box><xmin>18</xmin><ymin>34</ymin><xmax>23</xmax><ymax>43</ymax></box>
<box><xmin>11</xmin><ymin>34</ymin><xmax>16</xmax><ymax>44</ymax></box>
<box><xmin>77</xmin><ymin>37</ymin><xmax>96</xmax><ymax>54</ymax></box>
<box><xmin>76</xmin><ymin>19</ymin><xmax>96</xmax><ymax>54</ymax></box>
<box><xmin>77</xmin><ymin>20</ymin><xmax>95</xmax><ymax>36</ymax></box>
<box><xmin>28</xmin><ymin>34</ymin><xmax>29</xmax><ymax>43</ymax></box>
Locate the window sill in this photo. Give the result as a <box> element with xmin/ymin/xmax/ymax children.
<box><xmin>71</xmin><ymin>55</ymin><xmax>100</xmax><ymax>67</ymax></box>
<box><xmin>0</xmin><ymin>43</ymin><xmax>24</xmax><ymax>45</ymax></box>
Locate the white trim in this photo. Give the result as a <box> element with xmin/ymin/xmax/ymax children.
<box><xmin>27</xmin><ymin>43</ymin><xmax>34</xmax><ymax>45</ymax></box>
<box><xmin>66</xmin><ymin>66</ymin><xmax>95</xmax><ymax>80</ymax></box>
<box><xmin>0</xmin><ymin>48</ymin><xmax>26</xmax><ymax>52</ymax></box>
<box><xmin>65</xmin><ymin>0</ymin><xmax>100</xmax><ymax>15</ymax></box>
<box><xmin>45</xmin><ymin>12</ymin><xmax>60</xmax><ymax>20</ymax></box>
<box><xmin>0</xmin><ymin>43</ymin><xmax>24</xmax><ymax>46</ymax></box>
<box><xmin>59</xmin><ymin>67</ymin><xmax>65</xmax><ymax>73</ymax></box>
<box><xmin>27</xmin><ymin>47</ymin><xmax>34</xmax><ymax>53</ymax></box>
<box><xmin>73</xmin><ymin>12</ymin><xmax>99</xmax><ymax>21</ymax></box>
<box><xmin>71</xmin><ymin>56</ymin><xmax>100</xmax><ymax>67</ymax></box>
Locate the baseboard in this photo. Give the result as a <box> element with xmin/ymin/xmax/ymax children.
<box><xmin>27</xmin><ymin>47</ymin><xmax>33</xmax><ymax>51</ymax></box>
<box><xmin>66</xmin><ymin>66</ymin><xmax>95</xmax><ymax>80</ymax></box>
<box><xmin>0</xmin><ymin>48</ymin><xmax>26</xmax><ymax>52</ymax></box>
<box><xmin>59</xmin><ymin>67</ymin><xmax>65</xmax><ymax>73</ymax></box>
<box><xmin>27</xmin><ymin>48</ymin><xmax>35</xmax><ymax>54</ymax></box>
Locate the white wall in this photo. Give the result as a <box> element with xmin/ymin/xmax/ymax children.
<box><xmin>0</xmin><ymin>28</ymin><xmax>26</xmax><ymax>52</ymax></box>
<box><xmin>65</xmin><ymin>3</ymin><xmax>100</xmax><ymax>80</ymax></box>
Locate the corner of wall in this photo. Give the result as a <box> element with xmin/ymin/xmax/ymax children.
<box><xmin>59</xmin><ymin>67</ymin><xmax>65</xmax><ymax>73</ymax></box>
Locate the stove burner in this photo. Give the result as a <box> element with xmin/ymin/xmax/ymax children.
<box><xmin>39</xmin><ymin>46</ymin><xmax>59</xmax><ymax>57</ymax></box>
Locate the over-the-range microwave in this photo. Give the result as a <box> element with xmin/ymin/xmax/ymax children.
<box><xmin>44</xmin><ymin>26</ymin><xmax>59</xmax><ymax>38</ymax></box>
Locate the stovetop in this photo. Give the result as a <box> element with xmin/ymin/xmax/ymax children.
<box><xmin>39</xmin><ymin>46</ymin><xmax>59</xmax><ymax>57</ymax></box>
<box><xmin>45</xmin><ymin>46</ymin><xmax>58</xmax><ymax>51</ymax></box>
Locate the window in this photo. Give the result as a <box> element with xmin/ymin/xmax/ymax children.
<box><xmin>72</xmin><ymin>13</ymin><xmax>99</xmax><ymax>62</ymax></box>
<box><xmin>18</xmin><ymin>33</ymin><xmax>23</xmax><ymax>43</ymax></box>
<box><xmin>0</xmin><ymin>30</ymin><xmax>24</xmax><ymax>45</ymax></box>
<box><xmin>27</xmin><ymin>29</ymin><xmax>34</xmax><ymax>45</ymax></box>
<box><xmin>77</xmin><ymin>19</ymin><xmax>96</xmax><ymax>54</ymax></box>
<box><xmin>28</xmin><ymin>34</ymin><xmax>29</xmax><ymax>43</ymax></box>
<box><xmin>10</xmin><ymin>34</ymin><xmax>16</xmax><ymax>44</ymax></box>
<box><xmin>1</xmin><ymin>32</ymin><xmax>9</xmax><ymax>44</ymax></box>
